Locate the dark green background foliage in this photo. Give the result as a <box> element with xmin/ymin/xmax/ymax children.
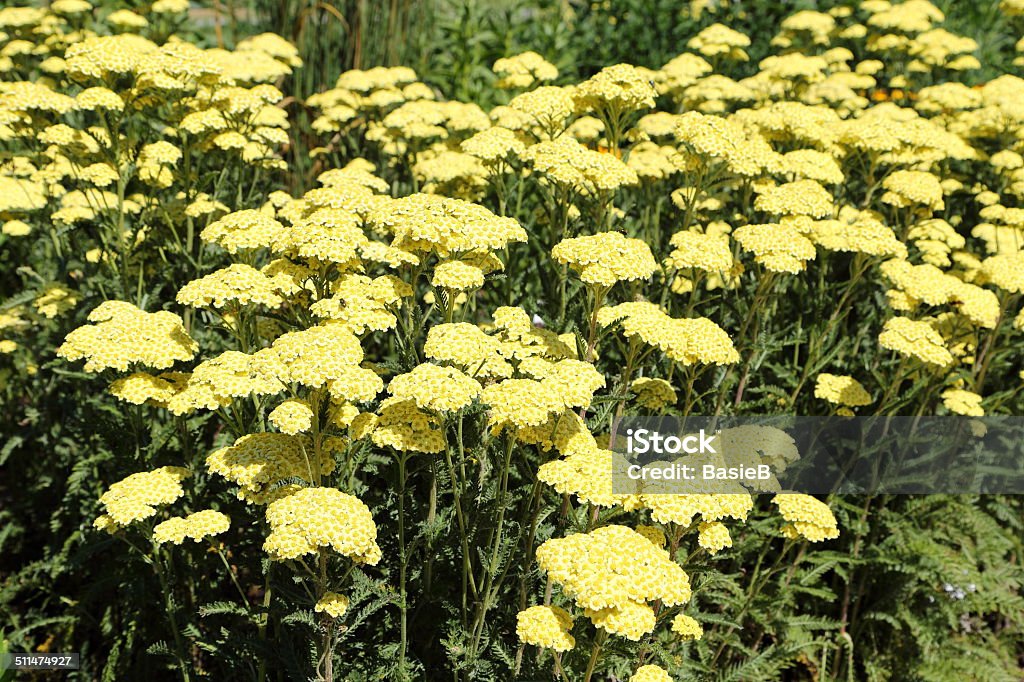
<box><xmin>2</xmin><ymin>1</ymin><xmax>1024</xmax><ymax>680</ymax></box>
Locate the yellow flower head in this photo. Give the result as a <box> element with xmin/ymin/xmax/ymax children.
<box><xmin>154</xmin><ymin>510</ymin><xmax>230</xmax><ymax>544</ymax></box>
<box><xmin>271</xmin><ymin>324</ymin><xmax>365</xmax><ymax>387</ymax></box>
<box><xmin>522</xmin><ymin>136</ymin><xmax>639</xmax><ymax>193</ymax></box>
<box><xmin>537</xmin><ymin>525</ymin><xmax>692</xmax><ymax>612</ymax></box>
<box><xmin>493</xmin><ymin>51</ymin><xmax>558</xmax><ymax>89</ymax></box>
<box><xmin>734</xmin><ymin>223</ymin><xmax>816</xmax><ymax>273</ymax></box>
<box><xmin>371</xmin><ymin>397</ymin><xmax>446</xmax><ymax>453</ymax></box>
<box><xmin>109</xmin><ymin>372</ymin><xmax>182</xmax><ymax>407</ymax></box>
<box><xmin>388</xmin><ymin>363</ymin><xmax>481</xmax><ymax>413</ymax></box>
<box><xmin>201</xmin><ymin>209</ymin><xmax>287</xmax><ymax>253</ymax></box>
<box><xmin>97</xmin><ymin>466</ymin><xmax>190</xmax><ymax>527</ymax></box>
<box><xmin>585</xmin><ymin>600</ymin><xmax>657</xmax><ymax>641</ymax></box>
<box><xmin>671</xmin><ymin>613</ymin><xmax>704</xmax><ymax>641</ymax></box>
<box><xmin>979</xmin><ymin>252</ymin><xmax>1024</xmax><ymax>294</ymax></box>
<box><xmin>688</xmin><ymin>23</ymin><xmax>751</xmax><ymax>60</ymax></box>
<box><xmin>598</xmin><ymin>302</ymin><xmax>739</xmax><ymax>366</ymax></box>
<box><xmin>368</xmin><ymin>194</ymin><xmax>526</xmax><ymax>255</ymax></box>
<box><xmin>630</xmin><ymin>377</ymin><xmax>677</xmax><ymax>410</ymax></box>
<box><xmin>314</xmin><ymin>592</ymin><xmax>351</xmax><ymax>618</ymax></box>
<box><xmin>538</xmin><ymin>447</ymin><xmax>637</xmax><ymax>508</ymax></box>
<box><xmin>630</xmin><ymin>664</ymin><xmax>673</xmax><ymax>682</ymax></box>
<box><xmin>673</xmin><ymin>111</ymin><xmax>779</xmax><ymax>177</ymax></box>
<box><xmin>773</xmin><ymin>493</ymin><xmax>839</xmax><ymax>542</ymax></box>
<box><xmin>461</xmin><ymin>126</ymin><xmax>526</xmax><ymax>164</ymax></box>
<box><xmin>552</xmin><ymin>232</ymin><xmax>657</xmax><ymax>287</ymax></box>
<box><xmin>176</xmin><ymin>264</ymin><xmax>292</xmax><ymax>310</ymax></box>
<box><xmin>167</xmin><ymin>349</ymin><xmax>285</xmax><ymax>415</ymax></box>
<box><xmin>665</xmin><ymin>230</ymin><xmax>733</xmax><ymax>274</ymax></box>
<box><xmin>697</xmin><ymin>521</ymin><xmax>732</xmax><ymax>555</ymax></box>
<box><xmin>424</xmin><ymin>323</ymin><xmax>513</xmax><ymax>378</ymax></box>
<box><xmin>574</xmin><ymin>63</ymin><xmax>658</xmax><ymax>114</ymax></box>
<box><xmin>641</xmin><ymin>492</ymin><xmax>753</xmax><ymax>527</ymax></box>
<box><xmin>941</xmin><ymin>389</ymin><xmax>984</xmax><ymax>416</ymax></box>
<box><xmin>34</xmin><ymin>284</ymin><xmax>79</xmax><ymax>319</ymax></box>
<box><xmin>515</xmin><ymin>605</ymin><xmax>575</xmax><ymax>651</ymax></box>
<box><xmin>881</xmin><ymin>170</ymin><xmax>945</xmax><ymax>211</ymax></box>
<box><xmin>269</xmin><ymin>399</ymin><xmax>315</xmax><ymax>434</ymax></box>
<box><xmin>431</xmin><ymin>259</ymin><xmax>486</xmax><ymax>291</ymax></box>
<box><xmin>754</xmin><ymin>180</ymin><xmax>834</xmax><ymax>218</ymax></box>
<box><xmin>878</xmin><ymin>317</ymin><xmax>953</xmax><ymax>367</ymax></box>
<box><xmin>264</xmin><ymin>487</ymin><xmax>380</xmax><ymax>563</ymax></box>
<box><xmin>58</xmin><ymin>302</ymin><xmax>197</xmax><ymax>373</ymax></box>
<box><xmin>814</xmin><ymin>374</ymin><xmax>872</xmax><ymax>407</ymax></box>
<box><xmin>206</xmin><ymin>433</ymin><xmax>334</xmax><ymax>503</ymax></box>
<box><xmin>481</xmin><ymin>379</ymin><xmax>565</xmax><ymax>428</ymax></box>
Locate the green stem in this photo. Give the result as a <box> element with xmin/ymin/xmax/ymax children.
<box><xmin>582</xmin><ymin>630</ymin><xmax>607</xmax><ymax>682</ymax></box>
<box><xmin>469</xmin><ymin>435</ymin><xmax>516</xmax><ymax>657</ymax></box>
<box><xmin>152</xmin><ymin>545</ymin><xmax>192</xmax><ymax>682</ymax></box>
<box><xmin>397</xmin><ymin>451</ymin><xmax>410</xmax><ymax>676</ymax></box>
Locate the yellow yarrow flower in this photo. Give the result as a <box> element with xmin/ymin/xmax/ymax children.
<box><xmin>754</xmin><ymin>180</ymin><xmax>834</xmax><ymax>218</ymax></box>
<box><xmin>154</xmin><ymin>510</ymin><xmax>230</xmax><ymax>545</ymax></box>
<box><xmin>493</xmin><ymin>51</ymin><xmax>558</xmax><ymax>89</ymax></box>
<box><xmin>538</xmin><ymin>447</ymin><xmax>637</xmax><ymax>508</ymax></box>
<box><xmin>773</xmin><ymin>493</ymin><xmax>839</xmax><ymax>542</ymax></box>
<box><xmin>697</xmin><ymin>521</ymin><xmax>732</xmax><ymax>555</ymax></box>
<box><xmin>2</xmin><ymin>220</ymin><xmax>31</xmax><ymax>237</ymax></box>
<box><xmin>481</xmin><ymin>379</ymin><xmax>566</xmax><ymax>428</ymax></box>
<box><xmin>881</xmin><ymin>170</ymin><xmax>945</xmax><ymax>211</ymax></box>
<box><xmin>574</xmin><ymin>63</ymin><xmax>658</xmax><ymax>113</ymax></box>
<box><xmin>733</xmin><ymin>223</ymin><xmax>816</xmax><ymax>274</ymax></box>
<box><xmin>34</xmin><ymin>284</ymin><xmax>79</xmax><ymax>319</ymax></box>
<box><xmin>941</xmin><ymin>389</ymin><xmax>984</xmax><ymax>416</ymax></box>
<box><xmin>671</xmin><ymin>613</ymin><xmax>704</xmax><ymax>641</ymax></box>
<box><xmin>167</xmin><ymin>349</ymin><xmax>285</xmax><ymax>415</ymax></box>
<box><xmin>642</xmin><ymin>493</ymin><xmax>753</xmax><ymax>527</ymax></box>
<box><xmin>96</xmin><ymin>466</ymin><xmax>190</xmax><ymax>527</ymax></box>
<box><xmin>431</xmin><ymin>259</ymin><xmax>486</xmax><ymax>291</ymax></box>
<box><xmin>263</xmin><ymin>487</ymin><xmax>380</xmax><ymax>564</ymax></box>
<box><xmin>314</xmin><ymin>592</ymin><xmax>351</xmax><ymax>618</ymax></box>
<box><xmin>424</xmin><ymin>323</ymin><xmax>513</xmax><ymax>379</ymax></box>
<box><xmin>370</xmin><ymin>397</ymin><xmax>446</xmax><ymax>453</ymax></box>
<box><xmin>201</xmin><ymin>209</ymin><xmax>287</xmax><ymax>253</ymax></box>
<box><xmin>664</xmin><ymin>230</ymin><xmax>733</xmax><ymax>273</ymax></box>
<box><xmin>598</xmin><ymin>302</ymin><xmax>739</xmax><ymax>366</ymax></box>
<box><xmin>269</xmin><ymin>399</ymin><xmax>315</xmax><ymax>434</ymax></box>
<box><xmin>630</xmin><ymin>377</ymin><xmax>677</xmax><ymax>410</ymax></box>
<box><xmin>515</xmin><ymin>605</ymin><xmax>575</xmax><ymax>651</ymax></box>
<box><xmin>206</xmin><ymin>433</ymin><xmax>334</xmax><ymax>503</ymax></box>
<box><xmin>980</xmin><ymin>252</ymin><xmax>1024</xmax><ymax>294</ymax></box>
<box><xmin>814</xmin><ymin>373</ymin><xmax>872</xmax><ymax>407</ymax></box>
<box><xmin>461</xmin><ymin>126</ymin><xmax>526</xmax><ymax>164</ymax></box>
<box><xmin>522</xmin><ymin>135</ymin><xmax>639</xmax><ymax>193</ymax></box>
<box><xmin>109</xmin><ymin>372</ymin><xmax>181</xmax><ymax>406</ymax></box>
<box><xmin>58</xmin><ymin>301</ymin><xmax>197</xmax><ymax>373</ymax></box>
<box><xmin>585</xmin><ymin>600</ymin><xmax>657</xmax><ymax>641</ymax></box>
<box><xmin>177</xmin><ymin>264</ymin><xmax>292</xmax><ymax>310</ymax></box>
<box><xmin>878</xmin><ymin>317</ymin><xmax>953</xmax><ymax>367</ymax></box>
<box><xmin>536</xmin><ymin>525</ymin><xmax>692</xmax><ymax>612</ymax></box>
<box><xmin>630</xmin><ymin>664</ymin><xmax>673</xmax><ymax>682</ymax></box>
<box><xmin>387</xmin><ymin>363</ymin><xmax>481</xmax><ymax>413</ymax></box>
